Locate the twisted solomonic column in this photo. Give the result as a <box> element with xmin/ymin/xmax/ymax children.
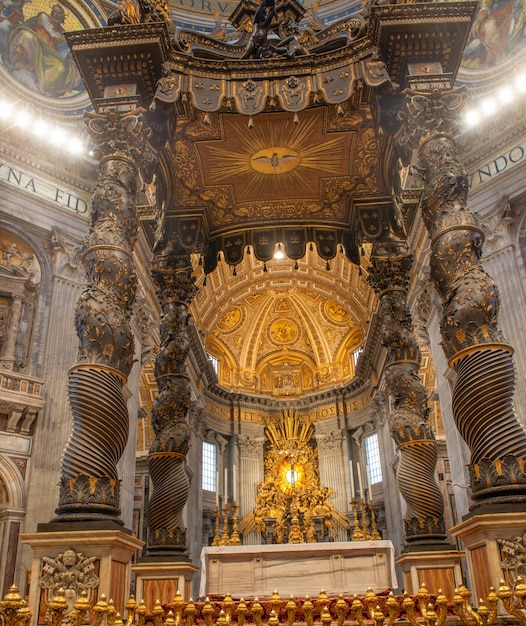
<box><xmin>398</xmin><ymin>88</ymin><xmax>526</xmax><ymax>510</ymax></box>
<box><xmin>146</xmin><ymin>253</ymin><xmax>196</xmax><ymax>555</ymax></box>
<box><xmin>55</xmin><ymin>109</ymin><xmax>153</xmax><ymax>524</ymax></box>
<box><xmin>368</xmin><ymin>241</ymin><xmax>447</xmax><ymax>544</ymax></box>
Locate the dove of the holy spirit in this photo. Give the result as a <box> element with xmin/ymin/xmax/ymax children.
<box><xmin>250</xmin><ymin>147</ymin><xmax>301</xmax><ymax>174</ymax></box>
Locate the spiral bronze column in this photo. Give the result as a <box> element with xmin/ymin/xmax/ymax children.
<box><xmin>368</xmin><ymin>241</ymin><xmax>447</xmax><ymax>544</ymax></box>
<box><xmin>146</xmin><ymin>250</ymin><xmax>196</xmax><ymax>556</ymax></box>
<box><xmin>54</xmin><ymin>109</ymin><xmax>152</xmax><ymax>524</ymax></box>
<box><xmin>398</xmin><ymin>88</ymin><xmax>526</xmax><ymax>510</ymax></box>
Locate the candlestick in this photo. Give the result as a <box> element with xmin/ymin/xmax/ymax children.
<box><xmin>230</xmin><ymin>504</ymin><xmax>241</xmax><ymax>544</ymax></box>
<box><xmin>351</xmin><ymin>501</ymin><xmax>363</xmax><ymax>541</ymax></box>
<box><xmin>224</xmin><ymin>467</ymin><xmax>228</xmax><ymax>500</ymax></box>
<box><xmin>219</xmin><ymin>507</ymin><xmax>230</xmax><ymax>545</ymax></box>
<box><xmin>357</xmin><ymin>464</ymin><xmax>364</xmax><ymax>501</ymax></box>
<box><xmin>366</xmin><ymin>466</ymin><xmax>372</xmax><ymax>504</ymax></box>
<box><xmin>233</xmin><ymin>464</ymin><xmax>237</xmax><ymax>503</ymax></box>
<box><xmin>370</xmin><ymin>504</ymin><xmax>381</xmax><ymax>540</ymax></box>
<box><xmin>349</xmin><ymin>460</ymin><xmax>355</xmax><ymax>500</ymax></box>
<box><xmin>215</xmin><ymin>470</ymin><xmax>219</xmax><ymax>508</ymax></box>
<box><xmin>360</xmin><ymin>501</ymin><xmax>371</xmax><ymax>540</ymax></box>
<box><xmin>212</xmin><ymin>509</ymin><xmax>221</xmax><ymax>546</ymax></box>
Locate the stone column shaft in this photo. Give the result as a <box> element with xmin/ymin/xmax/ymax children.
<box><xmin>55</xmin><ymin>109</ymin><xmax>152</xmax><ymax>523</ymax></box>
<box><xmin>398</xmin><ymin>88</ymin><xmax>526</xmax><ymax>509</ymax></box>
<box><xmin>146</xmin><ymin>253</ymin><xmax>196</xmax><ymax>556</ymax></box>
<box><xmin>316</xmin><ymin>432</ymin><xmax>348</xmax><ymax>541</ymax></box>
<box><xmin>368</xmin><ymin>241</ymin><xmax>447</xmax><ymax>544</ymax></box>
<box><xmin>238</xmin><ymin>435</ymin><xmax>264</xmax><ymax>545</ymax></box>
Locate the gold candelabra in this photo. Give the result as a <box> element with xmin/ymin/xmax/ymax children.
<box><xmin>212</xmin><ymin>509</ymin><xmax>221</xmax><ymax>546</ymax></box>
<box><xmin>350</xmin><ymin>500</ymin><xmax>380</xmax><ymax>541</ymax></box>
<box><xmin>230</xmin><ymin>504</ymin><xmax>241</xmax><ymax>544</ymax></box>
<box><xmin>212</xmin><ymin>505</ymin><xmax>242</xmax><ymax>546</ymax></box>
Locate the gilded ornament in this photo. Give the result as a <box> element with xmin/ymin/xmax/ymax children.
<box><xmin>324</xmin><ymin>300</ymin><xmax>351</xmax><ymax>324</ymax></box>
<box><xmin>269</xmin><ymin>319</ymin><xmax>298</xmax><ymax>344</ymax></box>
<box><xmin>217</xmin><ymin>307</ymin><xmax>242</xmax><ymax>331</ymax></box>
<box><xmin>240</xmin><ymin>410</ymin><xmax>349</xmax><ymax>543</ymax></box>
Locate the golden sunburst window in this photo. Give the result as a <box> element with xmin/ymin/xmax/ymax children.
<box><xmin>278</xmin><ymin>456</ymin><xmax>305</xmax><ymax>495</ymax></box>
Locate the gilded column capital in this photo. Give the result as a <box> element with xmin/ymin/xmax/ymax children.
<box><xmin>367</xmin><ymin>248</ymin><xmax>413</xmax><ymax>294</ymax></box>
<box><xmin>396</xmin><ymin>87</ymin><xmax>468</xmax><ymax>153</ymax></box>
<box><xmin>85</xmin><ymin>108</ymin><xmax>153</xmax><ymax>167</ymax></box>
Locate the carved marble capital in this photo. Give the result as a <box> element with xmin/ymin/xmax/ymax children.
<box><xmin>315</xmin><ymin>431</ymin><xmax>344</xmax><ymax>454</ymax></box>
<box><xmin>237</xmin><ymin>435</ymin><xmax>264</xmax><ymax>460</ymax></box>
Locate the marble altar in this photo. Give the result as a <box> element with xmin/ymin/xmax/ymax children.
<box><xmin>199</xmin><ymin>541</ymin><xmax>398</xmax><ymax>598</ymax></box>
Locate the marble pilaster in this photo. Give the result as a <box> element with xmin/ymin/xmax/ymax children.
<box><xmin>315</xmin><ymin>431</ymin><xmax>348</xmax><ymax>541</ymax></box>
<box><xmin>237</xmin><ymin>435</ymin><xmax>264</xmax><ymax>544</ymax></box>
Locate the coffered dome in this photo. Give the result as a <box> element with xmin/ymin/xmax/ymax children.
<box><xmin>191</xmin><ymin>246</ymin><xmax>375</xmax><ymax>397</ymax></box>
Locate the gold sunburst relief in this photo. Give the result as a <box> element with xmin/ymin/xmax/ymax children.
<box><xmin>240</xmin><ymin>410</ymin><xmax>349</xmax><ymax>543</ymax></box>
<box><xmin>196</xmin><ymin>109</ymin><xmax>354</xmax><ymax>203</ymax></box>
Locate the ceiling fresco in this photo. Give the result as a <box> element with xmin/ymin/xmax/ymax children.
<box><xmin>0</xmin><ymin>0</ymin><xmax>104</xmax><ymax>112</ymax></box>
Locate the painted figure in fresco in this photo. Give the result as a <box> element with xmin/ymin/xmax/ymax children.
<box><xmin>1</xmin><ymin>2</ymin><xmax>81</xmax><ymax>97</ymax></box>
<box><xmin>0</xmin><ymin>0</ymin><xmax>27</xmax><ymax>60</ymax></box>
<box><xmin>463</xmin><ymin>0</ymin><xmax>525</xmax><ymax>66</ymax></box>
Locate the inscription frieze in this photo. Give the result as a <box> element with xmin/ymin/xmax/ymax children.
<box><xmin>0</xmin><ymin>158</ymin><xmax>89</xmax><ymax>216</ymax></box>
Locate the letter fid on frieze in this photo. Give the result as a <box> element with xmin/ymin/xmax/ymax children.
<box><xmin>0</xmin><ymin>159</ymin><xmax>88</xmax><ymax>215</ymax></box>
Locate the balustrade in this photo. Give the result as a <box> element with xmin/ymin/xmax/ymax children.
<box><xmin>5</xmin><ymin>579</ymin><xmax>526</xmax><ymax>626</ymax></box>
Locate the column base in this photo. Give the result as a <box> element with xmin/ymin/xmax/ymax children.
<box><xmin>132</xmin><ymin>557</ymin><xmax>199</xmax><ymax>605</ymax></box>
<box><xmin>395</xmin><ymin>548</ymin><xmax>464</xmax><ymax>599</ymax></box>
<box><xmin>20</xmin><ymin>526</ymin><xmax>144</xmax><ymax>624</ymax></box>
<box><xmin>451</xmin><ymin>511</ymin><xmax>526</xmax><ymax>603</ymax></box>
